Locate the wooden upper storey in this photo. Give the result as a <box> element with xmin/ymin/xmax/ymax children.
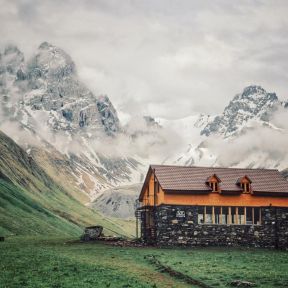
<box><xmin>139</xmin><ymin>165</ymin><xmax>288</xmax><ymax>207</ymax></box>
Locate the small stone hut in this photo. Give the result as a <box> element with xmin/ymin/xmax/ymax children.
<box><xmin>137</xmin><ymin>165</ymin><xmax>288</xmax><ymax>248</ymax></box>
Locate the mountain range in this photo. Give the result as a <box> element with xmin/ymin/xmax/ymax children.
<box><xmin>165</xmin><ymin>85</ymin><xmax>288</xmax><ymax>170</ymax></box>
<box><xmin>0</xmin><ymin>42</ymin><xmax>287</xmax><ymax>235</ymax></box>
<box><xmin>1</xmin><ymin>42</ymin><xmax>146</xmax><ymax>192</ymax></box>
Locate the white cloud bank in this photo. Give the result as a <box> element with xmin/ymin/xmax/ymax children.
<box><xmin>1</xmin><ymin>0</ymin><xmax>288</xmax><ymax>120</ymax></box>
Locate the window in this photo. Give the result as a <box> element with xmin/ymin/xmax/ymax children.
<box><xmin>214</xmin><ymin>207</ymin><xmax>221</xmax><ymax>224</ymax></box>
<box><xmin>238</xmin><ymin>176</ymin><xmax>252</xmax><ymax>193</ymax></box>
<box><xmin>222</xmin><ymin>207</ymin><xmax>228</xmax><ymax>224</ymax></box>
<box><xmin>238</xmin><ymin>207</ymin><xmax>245</xmax><ymax>224</ymax></box>
<box><xmin>197</xmin><ymin>206</ymin><xmax>261</xmax><ymax>225</ymax></box>
<box><xmin>246</xmin><ymin>207</ymin><xmax>253</xmax><ymax>225</ymax></box>
<box><xmin>254</xmin><ymin>207</ymin><xmax>261</xmax><ymax>225</ymax></box>
<box><xmin>205</xmin><ymin>207</ymin><xmax>213</xmax><ymax>224</ymax></box>
<box><xmin>212</xmin><ymin>182</ymin><xmax>218</xmax><ymax>192</ymax></box>
<box><xmin>209</xmin><ymin>181</ymin><xmax>219</xmax><ymax>192</ymax></box>
<box><xmin>241</xmin><ymin>183</ymin><xmax>250</xmax><ymax>193</ymax></box>
<box><xmin>198</xmin><ymin>207</ymin><xmax>204</xmax><ymax>224</ymax></box>
<box><xmin>207</xmin><ymin>174</ymin><xmax>221</xmax><ymax>192</ymax></box>
<box><xmin>231</xmin><ymin>207</ymin><xmax>236</xmax><ymax>224</ymax></box>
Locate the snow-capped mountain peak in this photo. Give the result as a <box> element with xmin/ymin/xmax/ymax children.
<box><xmin>201</xmin><ymin>85</ymin><xmax>279</xmax><ymax>137</ymax></box>
<box><xmin>0</xmin><ymin>42</ymin><xmax>143</xmax><ymax>203</ymax></box>
<box><xmin>4</xmin><ymin>42</ymin><xmax>120</xmax><ymax>135</ymax></box>
<box><xmin>29</xmin><ymin>41</ymin><xmax>76</xmax><ymax>79</ymax></box>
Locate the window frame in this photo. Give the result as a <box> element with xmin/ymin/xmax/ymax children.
<box><xmin>206</xmin><ymin>174</ymin><xmax>222</xmax><ymax>192</ymax></box>
<box><xmin>198</xmin><ymin>206</ymin><xmax>262</xmax><ymax>226</ymax></box>
<box><xmin>238</xmin><ymin>176</ymin><xmax>252</xmax><ymax>193</ymax></box>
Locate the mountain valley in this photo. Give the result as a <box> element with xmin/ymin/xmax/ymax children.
<box><xmin>0</xmin><ymin>42</ymin><xmax>288</xmax><ymax>235</ymax></box>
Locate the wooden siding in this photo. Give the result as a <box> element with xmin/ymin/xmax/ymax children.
<box><xmin>164</xmin><ymin>192</ymin><xmax>288</xmax><ymax>207</ymax></box>
<box><xmin>141</xmin><ymin>171</ymin><xmax>165</xmax><ymax>206</ymax></box>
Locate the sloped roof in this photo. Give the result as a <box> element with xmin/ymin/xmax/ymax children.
<box><xmin>150</xmin><ymin>165</ymin><xmax>288</xmax><ymax>194</ymax></box>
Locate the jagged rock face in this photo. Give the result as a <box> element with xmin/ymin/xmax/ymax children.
<box><xmin>97</xmin><ymin>95</ymin><xmax>120</xmax><ymax>133</ymax></box>
<box><xmin>23</xmin><ymin>42</ymin><xmax>120</xmax><ymax>134</ymax></box>
<box><xmin>0</xmin><ymin>42</ymin><xmax>144</xmax><ymax>202</ymax></box>
<box><xmin>0</xmin><ymin>42</ymin><xmax>120</xmax><ymax>135</ymax></box>
<box><xmin>201</xmin><ymin>86</ymin><xmax>279</xmax><ymax>137</ymax></box>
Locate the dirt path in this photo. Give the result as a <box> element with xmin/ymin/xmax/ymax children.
<box><xmin>145</xmin><ymin>255</ymin><xmax>212</xmax><ymax>288</ymax></box>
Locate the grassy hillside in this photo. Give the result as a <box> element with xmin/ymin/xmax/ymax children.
<box><xmin>0</xmin><ymin>131</ymin><xmax>134</xmax><ymax>237</ymax></box>
<box><xmin>0</xmin><ymin>179</ymin><xmax>81</xmax><ymax>236</ymax></box>
<box><xmin>30</xmin><ymin>146</ymin><xmax>92</xmax><ymax>204</ymax></box>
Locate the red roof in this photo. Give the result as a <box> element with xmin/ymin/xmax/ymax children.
<box><xmin>150</xmin><ymin>165</ymin><xmax>288</xmax><ymax>194</ymax></box>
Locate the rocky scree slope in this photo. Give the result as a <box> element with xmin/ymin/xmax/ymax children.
<box><xmin>90</xmin><ymin>184</ymin><xmax>142</xmax><ymax>219</ymax></box>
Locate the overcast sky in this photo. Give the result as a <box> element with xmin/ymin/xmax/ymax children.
<box><xmin>1</xmin><ymin>0</ymin><xmax>288</xmax><ymax>120</ymax></box>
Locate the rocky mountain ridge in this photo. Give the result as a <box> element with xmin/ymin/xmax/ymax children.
<box><xmin>201</xmin><ymin>85</ymin><xmax>281</xmax><ymax>137</ymax></box>
<box><xmin>1</xmin><ymin>42</ymin><xmax>120</xmax><ymax>135</ymax></box>
<box><xmin>0</xmin><ymin>42</ymin><xmax>145</xmax><ymax>203</ymax></box>
<box><xmin>168</xmin><ymin>85</ymin><xmax>288</xmax><ymax>171</ymax></box>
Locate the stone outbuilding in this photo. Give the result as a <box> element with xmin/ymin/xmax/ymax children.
<box><xmin>137</xmin><ymin>165</ymin><xmax>288</xmax><ymax>248</ymax></box>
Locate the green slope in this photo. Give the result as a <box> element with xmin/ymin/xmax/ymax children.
<box><xmin>0</xmin><ymin>130</ymin><xmax>134</xmax><ymax>237</ymax></box>
<box><xmin>0</xmin><ymin>179</ymin><xmax>81</xmax><ymax>236</ymax></box>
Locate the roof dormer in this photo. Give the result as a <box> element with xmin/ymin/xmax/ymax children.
<box><xmin>236</xmin><ymin>175</ymin><xmax>252</xmax><ymax>193</ymax></box>
<box><xmin>206</xmin><ymin>174</ymin><xmax>221</xmax><ymax>192</ymax></box>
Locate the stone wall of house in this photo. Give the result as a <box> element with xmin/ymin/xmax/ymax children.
<box><xmin>140</xmin><ymin>207</ymin><xmax>156</xmax><ymax>244</ymax></box>
<box><xmin>275</xmin><ymin>207</ymin><xmax>288</xmax><ymax>249</ymax></box>
<box><xmin>145</xmin><ymin>205</ymin><xmax>288</xmax><ymax>249</ymax></box>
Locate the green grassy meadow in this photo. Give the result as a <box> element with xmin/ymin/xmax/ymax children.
<box><xmin>158</xmin><ymin>247</ymin><xmax>288</xmax><ymax>287</ymax></box>
<box><xmin>1</xmin><ymin>237</ymin><xmax>288</xmax><ymax>288</ymax></box>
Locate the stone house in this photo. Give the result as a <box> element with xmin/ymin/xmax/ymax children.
<box><xmin>137</xmin><ymin>165</ymin><xmax>288</xmax><ymax>248</ymax></box>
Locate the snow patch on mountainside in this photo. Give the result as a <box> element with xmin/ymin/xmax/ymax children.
<box><xmin>156</xmin><ymin>114</ymin><xmax>216</xmax><ymax>165</ymax></box>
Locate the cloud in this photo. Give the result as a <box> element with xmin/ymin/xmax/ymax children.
<box><xmin>1</xmin><ymin>0</ymin><xmax>288</xmax><ymax>119</ymax></box>
<box><xmin>203</xmin><ymin>109</ymin><xmax>288</xmax><ymax>169</ymax></box>
<box><xmin>0</xmin><ymin>120</ymin><xmax>42</xmax><ymax>148</ymax></box>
